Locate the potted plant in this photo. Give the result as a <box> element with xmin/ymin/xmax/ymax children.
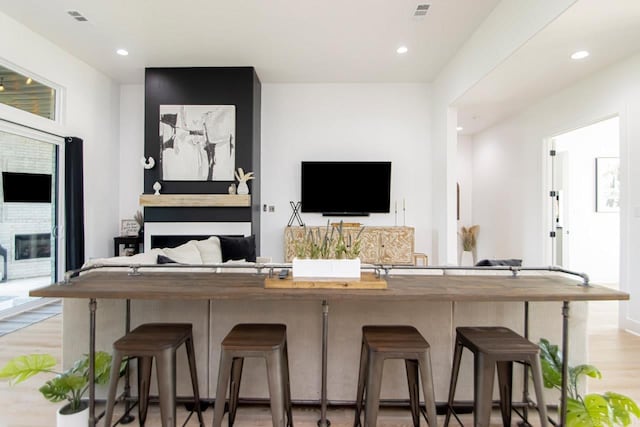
<box><xmin>539</xmin><ymin>338</ymin><xmax>640</xmax><ymax>426</ymax></box>
<box><xmin>292</xmin><ymin>220</ymin><xmax>364</xmax><ymax>279</ymax></box>
<box><xmin>0</xmin><ymin>351</ymin><xmax>117</xmax><ymax>427</ymax></box>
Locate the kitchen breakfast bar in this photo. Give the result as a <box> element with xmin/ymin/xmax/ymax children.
<box><xmin>31</xmin><ymin>265</ymin><xmax>629</xmax><ymax>427</ymax></box>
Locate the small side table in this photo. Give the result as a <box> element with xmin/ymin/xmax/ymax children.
<box><xmin>114</xmin><ymin>236</ymin><xmax>143</xmax><ymax>257</ymax></box>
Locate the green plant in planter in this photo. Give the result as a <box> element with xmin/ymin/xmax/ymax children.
<box><xmin>539</xmin><ymin>338</ymin><xmax>640</xmax><ymax>426</ymax></box>
<box><xmin>292</xmin><ymin>220</ymin><xmax>363</xmax><ymax>260</ymax></box>
<box><xmin>0</xmin><ymin>351</ymin><xmax>116</xmax><ymax>414</ymax></box>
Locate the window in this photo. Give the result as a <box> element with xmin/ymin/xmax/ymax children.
<box><xmin>0</xmin><ymin>63</ymin><xmax>57</xmax><ymax>121</ymax></box>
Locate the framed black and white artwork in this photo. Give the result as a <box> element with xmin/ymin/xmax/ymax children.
<box><xmin>159</xmin><ymin>104</ymin><xmax>235</xmax><ymax>181</ymax></box>
<box><xmin>595</xmin><ymin>157</ymin><xmax>620</xmax><ymax>213</ymax></box>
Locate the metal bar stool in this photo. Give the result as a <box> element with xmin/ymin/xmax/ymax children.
<box><xmin>103</xmin><ymin>323</ymin><xmax>204</xmax><ymax>427</ymax></box>
<box><xmin>354</xmin><ymin>325</ymin><xmax>438</xmax><ymax>427</ymax></box>
<box><xmin>444</xmin><ymin>326</ymin><xmax>548</xmax><ymax>427</ymax></box>
<box><xmin>212</xmin><ymin>323</ymin><xmax>293</xmax><ymax>427</ymax></box>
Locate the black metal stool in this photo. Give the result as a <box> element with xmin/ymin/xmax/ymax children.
<box><xmin>212</xmin><ymin>323</ymin><xmax>293</xmax><ymax>427</ymax></box>
<box><xmin>354</xmin><ymin>325</ymin><xmax>438</xmax><ymax>427</ymax></box>
<box><xmin>444</xmin><ymin>326</ymin><xmax>548</xmax><ymax>427</ymax></box>
<box><xmin>103</xmin><ymin>323</ymin><xmax>204</xmax><ymax>427</ymax></box>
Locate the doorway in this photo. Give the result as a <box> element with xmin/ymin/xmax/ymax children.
<box><xmin>548</xmin><ymin>116</ymin><xmax>620</xmax><ymax>328</ymax></box>
<box><xmin>0</xmin><ymin>124</ymin><xmax>63</xmax><ymax>318</ymax></box>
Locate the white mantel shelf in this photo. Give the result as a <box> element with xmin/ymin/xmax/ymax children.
<box><xmin>139</xmin><ymin>194</ymin><xmax>251</xmax><ymax>207</ymax></box>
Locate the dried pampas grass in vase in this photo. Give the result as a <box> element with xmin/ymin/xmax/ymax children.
<box><xmin>458</xmin><ymin>225</ymin><xmax>479</xmax><ymax>265</ymax></box>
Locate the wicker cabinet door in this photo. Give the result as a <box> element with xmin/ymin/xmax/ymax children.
<box><xmin>357</xmin><ymin>228</ymin><xmax>380</xmax><ymax>264</ymax></box>
<box><xmin>379</xmin><ymin>227</ymin><xmax>414</xmax><ymax>264</ymax></box>
<box><xmin>284</xmin><ymin>227</ymin><xmax>306</xmax><ymax>261</ymax></box>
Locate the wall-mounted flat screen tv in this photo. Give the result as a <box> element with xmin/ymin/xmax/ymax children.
<box><xmin>301</xmin><ymin>161</ymin><xmax>391</xmax><ymax>216</ymax></box>
<box><xmin>2</xmin><ymin>172</ymin><xmax>52</xmax><ymax>203</ymax></box>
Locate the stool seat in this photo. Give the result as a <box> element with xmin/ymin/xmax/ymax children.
<box><xmin>455</xmin><ymin>326</ymin><xmax>540</xmax><ymax>356</ymax></box>
<box><xmin>104</xmin><ymin>322</ymin><xmax>204</xmax><ymax>427</ymax></box>
<box><xmin>355</xmin><ymin>325</ymin><xmax>438</xmax><ymax>427</ymax></box>
<box><xmin>221</xmin><ymin>323</ymin><xmax>287</xmax><ymax>350</ymax></box>
<box><xmin>445</xmin><ymin>326</ymin><xmax>548</xmax><ymax>427</ymax></box>
<box><xmin>363</xmin><ymin>325</ymin><xmax>430</xmax><ymax>353</ymax></box>
<box><xmin>213</xmin><ymin>323</ymin><xmax>293</xmax><ymax>427</ymax></box>
<box><xmin>114</xmin><ymin>323</ymin><xmax>193</xmax><ymax>351</ymax></box>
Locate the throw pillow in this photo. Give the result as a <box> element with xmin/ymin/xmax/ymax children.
<box><xmin>219</xmin><ymin>235</ymin><xmax>256</xmax><ymax>262</ymax></box>
<box><xmin>162</xmin><ymin>240</ymin><xmax>203</xmax><ymax>264</ymax></box>
<box><xmin>194</xmin><ymin>236</ymin><xmax>223</xmax><ymax>264</ymax></box>
<box><xmin>157</xmin><ymin>254</ymin><xmax>177</xmax><ymax>264</ymax></box>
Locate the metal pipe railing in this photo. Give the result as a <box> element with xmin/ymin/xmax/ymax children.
<box><xmin>63</xmin><ymin>262</ymin><xmax>590</xmax><ymax>286</ymax></box>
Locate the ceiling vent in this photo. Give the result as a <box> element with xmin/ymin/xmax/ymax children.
<box><xmin>413</xmin><ymin>4</ymin><xmax>430</xmax><ymax>17</ymax></box>
<box><xmin>67</xmin><ymin>10</ymin><xmax>88</xmax><ymax>22</ymax></box>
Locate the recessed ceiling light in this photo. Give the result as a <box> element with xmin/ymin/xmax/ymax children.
<box><xmin>456</xmin><ymin>126</ymin><xmax>464</xmax><ymax>132</ymax></box>
<box><xmin>397</xmin><ymin>46</ymin><xmax>408</xmax><ymax>54</ymax></box>
<box><xmin>116</xmin><ymin>49</ymin><xmax>129</xmax><ymax>56</ymax></box>
<box><xmin>25</xmin><ymin>77</ymin><xmax>33</xmax><ymax>85</ymax></box>
<box><xmin>571</xmin><ymin>50</ymin><xmax>589</xmax><ymax>60</ymax></box>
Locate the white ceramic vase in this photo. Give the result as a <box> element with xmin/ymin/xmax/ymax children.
<box><xmin>56</xmin><ymin>404</ymin><xmax>89</xmax><ymax>427</ymax></box>
<box><xmin>292</xmin><ymin>258</ymin><xmax>361</xmax><ymax>279</ymax></box>
<box><xmin>237</xmin><ymin>181</ymin><xmax>249</xmax><ymax>195</ymax></box>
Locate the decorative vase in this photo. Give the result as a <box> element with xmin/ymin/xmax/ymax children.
<box><xmin>237</xmin><ymin>181</ymin><xmax>249</xmax><ymax>195</ymax></box>
<box><xmin>292</xmin><ymin>258</ymin><xmax>361</xmax><ymax>279</ymax></box>
<box><xmin>56</xmin><ymin>402</ymin><xmax>88</xmax><ymax>427</ymax></box>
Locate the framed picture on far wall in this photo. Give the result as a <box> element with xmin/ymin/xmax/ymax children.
<box><xmin>595</xmin><ymin>157</ymin><xmax>620</xmax><ymax>213</ymax></box>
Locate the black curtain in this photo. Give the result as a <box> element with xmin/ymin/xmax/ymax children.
<box><xmin>65</xmin><ymin>137</ymin><xmax>85</xmax><ymax>271</ymax></box>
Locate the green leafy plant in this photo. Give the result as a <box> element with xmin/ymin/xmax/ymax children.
<box><xmin>292</xmin><ymin>220</ymin><xmax>363</xmax><ymax>260</ymax></box>
<box><xmin>0</xmin><ymin>351</ymin><xmax>117</xmax><ymax>414</ymax></box>
<box><xmin>539</xmin><ymin>338</ymin><xmax>640</xmax><ymax>426</ymax></box>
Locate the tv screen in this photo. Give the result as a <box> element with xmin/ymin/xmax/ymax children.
<box><xmin>2</xmin><ymin>172</ymin><xmax>52</xmax><ymax>203</ymax></box>
<box><xmin>301</xmin><ymin>161</ymin><xmax>391</xmax><ymax>215</ymax></box>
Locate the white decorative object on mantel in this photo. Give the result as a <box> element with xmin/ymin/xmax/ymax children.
<box><xmin>234</xmin><ymin>168</ymin><xmax>254</xmax><ymax>195</ymax></box>
<box><xmin>153</xmin><ymin>181</ymin><xmax>162</xmax><ymax>195</ymax></box>
<box><xmin>140</xmin><ymin>156</ymin><xmax>155</xmax><ymax>170</ymax></box>
<box><xmin>292</xmin><ymin>258</ymin><xmax>361</xmax><ymax>279</ymax></box>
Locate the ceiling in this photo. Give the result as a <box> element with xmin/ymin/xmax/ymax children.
<box><xmin>0</xmin><ymin>0</ymin><xmax>500</xmax><ymax>84</ymax></box>
<box><xmin>2</xmin><ymin>0</ymin><xmax>638</xmax><ymax>136</ymax></box>
<box><xmin>455</xmin><ymin>0</ymin><xmax>640</xmax><ymax>135</ymax></box>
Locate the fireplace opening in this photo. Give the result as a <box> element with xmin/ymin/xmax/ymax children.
<box><xmin>15</xmin><ymin>233</ymin><xmax>51</xmax><ymax>260</ymax></box>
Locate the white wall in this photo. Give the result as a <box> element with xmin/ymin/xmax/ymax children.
<box><xmin>470</xmin><ymin>53</ymin><xmax>640</xmax><ymax>333</ymax></box>
<box><xmin>118</xmin><ymin>85</ymin><xmax>145</xmax><ymax>222</ymax></box>
<box><xmin>430</xmin><ymin>0</ymin><xmax>578</xmax><ymax>264</ymax></box>
<box><xmin>117</xmin><ymin>83</ymin><xmax>433</xmax><ymax>262</ymax></box>
<box><xmin>0</xmin><ymin>11</ymin><xmax>121</xmax><ymax>263</ymax></box>
<box><xmin>457</xmin><ymin>134</ymin><xmax>473</xmax><ymax>228</ymax></box>
<box><xmin>554</xmin><ymin>117</ymin><xmax>619</xmax><ymax>284</ymax></box>
<box><xmin>260</xmin><ymin>84</ymin><xmax>432</xmax><ymax>262</ymax></box>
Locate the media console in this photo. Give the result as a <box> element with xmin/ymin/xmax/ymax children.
<box><xmin>284</xmin><ymin>225</ymin><xmax>414</xmax><ymax>264</ymax></box>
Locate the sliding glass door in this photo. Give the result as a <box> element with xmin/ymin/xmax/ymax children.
<box><xmin>0</xmin><ymin>126</ymin><xmax>62</xmax><ymax>316</ymax></box>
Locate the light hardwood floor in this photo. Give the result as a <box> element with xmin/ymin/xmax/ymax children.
<box><xmin>1</xmin><ymin>302</ymin><xmax>638</xmax><ymax>426</ymax></box>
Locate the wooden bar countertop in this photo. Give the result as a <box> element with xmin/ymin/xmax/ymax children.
<box><xmin>30</xmin><ymin>270</ymin><xmax>629</xmax><ymax>303</ymax></box>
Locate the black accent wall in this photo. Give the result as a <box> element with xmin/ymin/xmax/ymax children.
<box><xmin>143</xmin><ymin>67</ymin><xmax>261</xmax><ymax>250</ymax></box>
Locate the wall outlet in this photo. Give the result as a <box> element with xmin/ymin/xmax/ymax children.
<box><xmin>263</xmin><ymin>204</ymin><xmax>267</xmax><ymax>212</ymax></box>
<box><xmin>269</xmin><ymin>205</ymin><xmax>275</xmax><ymax>212</ymax></box>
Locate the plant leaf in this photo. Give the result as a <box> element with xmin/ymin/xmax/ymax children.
<box><xmin>605</xmin><ymin>392</ymin><xmax>640</xmax><ymax>426</ymax></box>
<box><xmin>573</xmin><ymin>364</ymin><xmax>602</xmax><ymax>380</ymax></box>
<box><xmin>39</xmin><ymin>373</ymin><xmax>86</xmax><ymax>404</ymax></box>
<box><xmin>566</xmin><ymin>395</ymin><xmax>613</xmax><ymax>427</ymax></box>
<box><xmin>0</xmin><ymin>354</ymin><xmax>57</xmax><ymax>385</ymax></box>
<box><xmin>538</xmin><ymin>339</ymin><xmax>563</xmax><ymax>390</ymax></box>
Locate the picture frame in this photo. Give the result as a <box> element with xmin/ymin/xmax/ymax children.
<box><xmin>120</xmin><ymin>219</ymin><xmax>140</xmax><ymax>236</ymax></box>
<box><xmin>595</xmin><ymin>157</ymin><xmax>620</xmax><ymax>213</ymax></box>
<box><xmin>159</xmin><ymin>104</ymin><xmax>236</xmax><ymax>181</ymax></box>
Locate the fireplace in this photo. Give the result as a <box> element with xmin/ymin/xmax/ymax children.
<box><xmin>15</xmin><ymin>233</ymin><xmax>51</xmax><ymax>260</ymax></box>
<box><xmin>144</xmin><ymin>222</ymin><xmax>251</xmax><ymax>250</ymax></box>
